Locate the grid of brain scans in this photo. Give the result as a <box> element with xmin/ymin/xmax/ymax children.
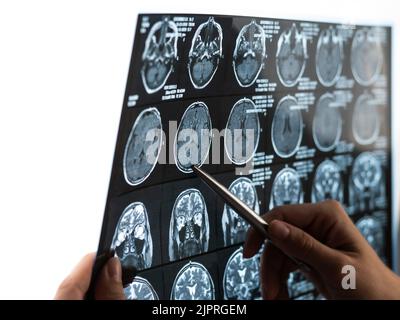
<box><xmin>94</xmin><ymin>14</ymin><xmax>392</xmax><ymax>300</ymax></box>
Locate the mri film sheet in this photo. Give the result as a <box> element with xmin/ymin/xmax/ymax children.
<box><xmin>94</xmin><ymin>14</ymin><xmax>392</xmax><ymax>300</ymax></box>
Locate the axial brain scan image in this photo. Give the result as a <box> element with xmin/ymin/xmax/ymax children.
<box><xmin>141</xmin><ymin>18</ymin><xmax>178</xmax><ymax>93</ymax></box>
<box><xmin>123</xmin><ymin>108</ymin><xmax>162</xmax><ymax>186</ymax></box>
<box><xmin>356</xmin><ymin>215</ymin><xmax>385</xmax><ymax>259</ymax></box>
<box><xmin>315</xmin><ymin>26</ymin><xmax>343</xmax><ymax>87</ymax></box>
<box><xmin>169</xmin><ymin>189</ymin><xmax>210</xmax><ymax>261</ymax></box>
<box><xmin>270</xmin><ymin>168</ymin><xmax>302</xmax><ymax>209</ymax></box>
<box><xmin>271</xmin><ymin>96</ymin><xmax>303</xmax><ymax>158</ymax></box>
<box><xmin>352</xmin><ymin>93</ymin><xmax>381</xmax><ymax>145</ymax></box>
<box><xmin>276</xmin><ymin>23</ymin><xmax>307</xmax><ymax>87</ymax></box>
<box><xmin>225</xmin><ymin>98</ymin><xmax>260</xmax><ymax>165</ymax></box>
<box><xmin>351</xmin><ymin>28</ymin><xmax>383</xmax><ymax>86</ymax></box>
<box><xmin>188</xmin><ymin>17</ymin><xmax>223</xmax><ymax>89</ymax></box>
<box><xmin>111</xmin><ymin>202</ymin><xmax>153</xmax><ymax>272</ymax></box>
<box><xmin>222</xmin><ymin>177</ymin><xmax>260</xmax><ymax>245</ymax></box>
<box><xmin>171</xmin><ymin>261</ymin><xmax>215</xmax><ymax>300</ymax></box>
<box><xmin>312</xmin><ymin>93</ymin><xmax>342</xmax><ymax>152</ymax></box>
<box><xmin>233</xmin><ymin>20</ymin><xmax>266</xmax><ymax>87</ymax></box>
<box><xmin>287</xmin><ymin>270</ymin><xmax>316</xmax><ymax>299</ymax></box>
<box><xmin>223</xmin><ymin>247</ymin><xmax>261</xmax><ymax>300</ymax></box>
<box><xmin>175</xmin><ymin>102</ymin><xmax>212</xmax><ymax>173</ymax></box>
<box><xmin>124</xmin><ymin>277</ymin><xmax>159</xmax><ymax>300</ymax></box>
<box><xmin>312</xmin><ymin>160</ymin><xmax>343</xmax><ymax>203</ymax></box>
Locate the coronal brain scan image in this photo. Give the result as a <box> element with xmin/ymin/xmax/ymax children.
<box><xmin>356</xmin><ymin>215</ymin><xmax>385</xmax><ymax>259</ymax></box>
<box><xmin>352</xmin><ymin>93</ymin><xmax>381</xmax><ymax>145</ymax></box>
<box><xmin>312</xmin><ymin>160</ymin><xmax>343</xmax><ymax>203</ymax></box>
<box><xmin>111</xmin><ymin>202</ymin><xmax>153</xmax><ymax>272</ymax></box>
<box><xmin>225</xmin><ymin>98</ymin><xmax>260</xmax><ymax>165</ymax></box>
<box><xmin>270</xmin><ymin>168</ymin><xmax>303</xmax><ymax>209</ymax></box>
<box><xmin>141</xmin><ymin>17</ymin><xmax>178</xmax><ymax>94</ymax></box>
<box><xmin>169</xmin><ymin>189</ymin><xmax>210</xmax><ymax>261</ymax></box>
<box><xmin>124</xmin><ymin>277</ymin><xmax>159</xmax><ymax>300</ymax></box>
<box><xmin>271</xmin><ymin>96</ymin><xmax>303</xmax><ymax>158</ymax></box>
<box><xmin>174</xmin><ymin>102</ymin><xmax>212</xmax><ymax>173</ymax></box>
<box><xmin>276</xmin><ymin>23</ymin><xmax>307</xmax><ymax>87</ymax></box>
<box><xmin>315</xmin><ymin>26</ymin><xmax>343</xmax><ymax>87</ymax></box>
<box><xmin>350</xmin><ymin>152</ymin><xmax>384</xmax><ymax>212</ymax></box>
<box><xmin>312</xmin><ymin>93</ymin><xmax>342</xmax><ymax>152</ymax></box>
<box><xmin>287</xmin><ymin>270</ymin><xmax>316</xmax><ymax>299</ymax></box>
<box><xmin>351</xmin><ymin>28</ymin><xmax>383</xmax><ymax>86</ymax></box>
<box><xmin>233</xmin><ymin>20</ymin><xmax>266</xmax><ymax>87</ymax></box>
<box><xmin>188</xmin><ymin>17</ymin><xmax>223</xmax><ymax>89</ymax></box>
<box><xmin>223</xmin><ymin>247</ymin><xmax>261</xmax><ymax>300</ymax></box>
<box><xmin>171</xmin><ymin>261</ymin><xmax>215</xmax><ymax>300</ymax></box>
<box><xmin>222</xmin><ymin>177</ymin><xmax>260</xmax><ymax>246</ymax></box>
<box><xmin>123</xmin><ymin>108</ymin><xmax>162</xmax><ymax>186</ymax></box>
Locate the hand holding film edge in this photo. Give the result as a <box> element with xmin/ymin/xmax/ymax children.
<box><xmin>191</xmin><ymin>165</ymin><xmax>311</xmax><ymax>273</ymax></box>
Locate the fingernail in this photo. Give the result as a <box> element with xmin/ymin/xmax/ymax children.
<box><xmin>107</xmin><ymin>257</ymin><xmax>121</xmax><ymax>281</ymax></box>
<box><xmin>269</xmin><ymin>220</ymin><xmax>290</xmax><ymax>240</ymax></box>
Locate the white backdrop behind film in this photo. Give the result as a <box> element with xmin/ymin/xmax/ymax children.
<box><xmin>0</xmin><ymin>0</ymin><xmax>398</xmax><ymax>299</ymax></box>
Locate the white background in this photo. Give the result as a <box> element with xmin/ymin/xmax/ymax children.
<box><xmin>0</xmin><ymin>0</ymin><xmax>398</xmax><ymax>299</ymax></box>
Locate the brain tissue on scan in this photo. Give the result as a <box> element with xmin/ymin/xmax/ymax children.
<box><xmin>124</xmin><ymin>276</ymin><xmax>159</xmax><ymax>300</ymax></box>
<box><xmin>352</xmin><ymin>92</ymin><xmax>381</xmax><ymax>145</ymax></box>
<box><xmin>123</xmin><ymin>108</ymin><xmax>162</xmax><ymax>186</ymax></box>
<box><xmin>276</xmin><ymin>23</ymin><xmax>307</xmax><ymax>87</ymax></box>
<box><xmin>169</xmin><ymin>189</ymin><xmax>210</xmax><ymax>261</ymax></box>
<box><xmin>171</xmin><ymin>261</ymin><xmax>215</xmax><ymax>300</ymax></box>
<box><xmin>188</xmin><ymin>17</ymin><xmax>223</xmax><ymax>89</ymax></box>
<box><xmin>349</xmin><ymin>152</ymin><xmax>385</xmax><ymax>213</ymax></box>
<box><xmin>312</xmin><ymin>93</ymin><xmax>342</xmax><ymax>152</ymax></box>
<box><xmin>224</xmin><ymin>98</ymin><xmax>260</xmax><ymax>165</ymax></box>
<box><xmin>223</xmin><ymin>247</ymin><xmax>261</xmax><ymax>300</ymax></box>
<box><xmin>288</xmin><ymin>270</ymin><xmax>316</xmax><ymax>300</ymax></box>
<box><xmin>312</xmin><ymin>160</ymin><xmax>344</xmax><ymax>203</ymax></box>
<box><xmin>315</xmin><ymin>26</ymin><xmax>343</xmax><ymax>87</ymax></box>
<box><xmin>222</xmin><ymin>177</ymin><xmax>260</xmax><ymax>246</ymax></box>
<box><xmin>271</xmin><ymin>95</ymin><xmax>303</xmax><ymax>158</ymax></box>
<box><xmin>174</xmin><ymin>102</ymin><xmax>212</xmax><ymax>173</ymax></box>
<box><xmin>351</xmin><ymin>28</ymin><xmax>383</xmax><ymax>86</ymax></box>
<box><xmin>233</xmin><ymin>20</ymin><xmax>266</xmax><ymax>87</ymax></box>
<box><xmin>270</xmin><ymin>167</ymin><xmax>303</xmax><ymax>209</ymax></box>
<box><xmin>141</xmin><ymin>17</ymin><xmax>178</xmax><ymax>94</ymax></box>
<box><xmin>356</xmin><ymin>215</ymin><xmax>385</xmax><ymax>260</ymax></box>
<box><xmin>111</xmin><ymin>202</ymin><xmax>153</xmax><ymax>273</ymax></box>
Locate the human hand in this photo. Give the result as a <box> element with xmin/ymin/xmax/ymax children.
<box><xmin>243</xmin><ymin>200</ymin><xmax>400</xmax><ymax>300</ymax></box>
<box><xmin>55</xmin><ymin>253</ymin><xmax>125</xmax><ymax>300</ymax></box>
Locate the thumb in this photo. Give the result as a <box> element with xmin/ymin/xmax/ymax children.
<box><xmin>95</xmin><ymin>257</ymin><xmax>126</xmax><ymax>300</ymax></box>
<box><xmin>268</xmin><ymin>220</ymin><xmax>338</xmax><ymax>270</ymax></box>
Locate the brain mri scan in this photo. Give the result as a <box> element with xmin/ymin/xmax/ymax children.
<box><xmin>141</xmin><ymin>18</ymin><xmax>178</xmax><ymax>94</ymax></box>
<box><xmin>312</xmin><ymin>93</ymin><xmax>343</xmax><ymax>152</ymax></box>
<box><xmin>356</xmin><ymin>215</ymin><xmax>385</xmax><ymax>259</ymax></box>
<box><xmin>222</xmin><ymin>177</ymin><xmax>260</xmax><ymax>246</ymax></box>
<box><xmin>270</xmin><ymin>168</ymin><xmax>303</xmax><ymax>209</ymax></box>
<box><xmin>352</xmin><ymin>93</ymin><xmax>381</xmax><ymax>145</ymax></box>
<box><xmin>276</xmin><ymin>23</ymin><xmax>307</xmax><ymax>87</ymax></box>
<box><xmin>233</xmin><ymin>20</ymin><xmax>266</xmax><ymax>87</ymax></box>
<box><xmin>171</xmin><ymin>261</ymin><xmax>215</xmax><ymax>300</ymax></box>
<box><xmin>169</xmin><ymin>189</ymin><xmax>210</xmax><ymax>261</ymax></box>
<box><xmin>351</xmin><ymin>28</ymin><xmax>383</xmax><ymax>86</ymax></box>
<box><xmin>287</xmin><ymin>270</ymin><xmax>316</xmax><ymax>299</ymax></box>
<box><xmin>188</xmin><ymin>17</ymin><xmax>223</xmax><ymax>89</ymax></box>
<box><xmin>315</xmin><ymin>26</ymin><xmax>343</xmax><ymax>87</ymax></box>
<box><xmin>123</xmin><ymin>108</ymin><xmax>162</xmax><ymax>186</ymax></box>
<box><xmin>224</xmin><ymin>98</ymin><xmax>260</xmax><ymax>165</ymax></box>
<box><xmin>111</xmin><ymin>202</ymin><xmax>153</xmax><ymax>272</ymax></box>
<box><xmin>223</xmin><ymin>247</ymin><xmax>261</xmax><ymax>300</ymax></box>
<box><xmin>350</xmin><ymin>152</ymin><xmax>384</xmax><ymax>212</ymax></box>
<box><xmin>312</xmin><ymin>160</ymin><xmax>343</xmax><ymax>203</ymax></box>
<box><xmin>124</xmin><ymin>277</ymin><xmax>159</xmax><ymax>300</ymax></box>
<box><xmin>174</xmin><ymin>102</ymin><xmax>212</xmax><ymax>173</ymax></box>
<box><xmin>271</xmin><ymin>96</ymin><xmax>303</xmax><ymax>158</ymax></box>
